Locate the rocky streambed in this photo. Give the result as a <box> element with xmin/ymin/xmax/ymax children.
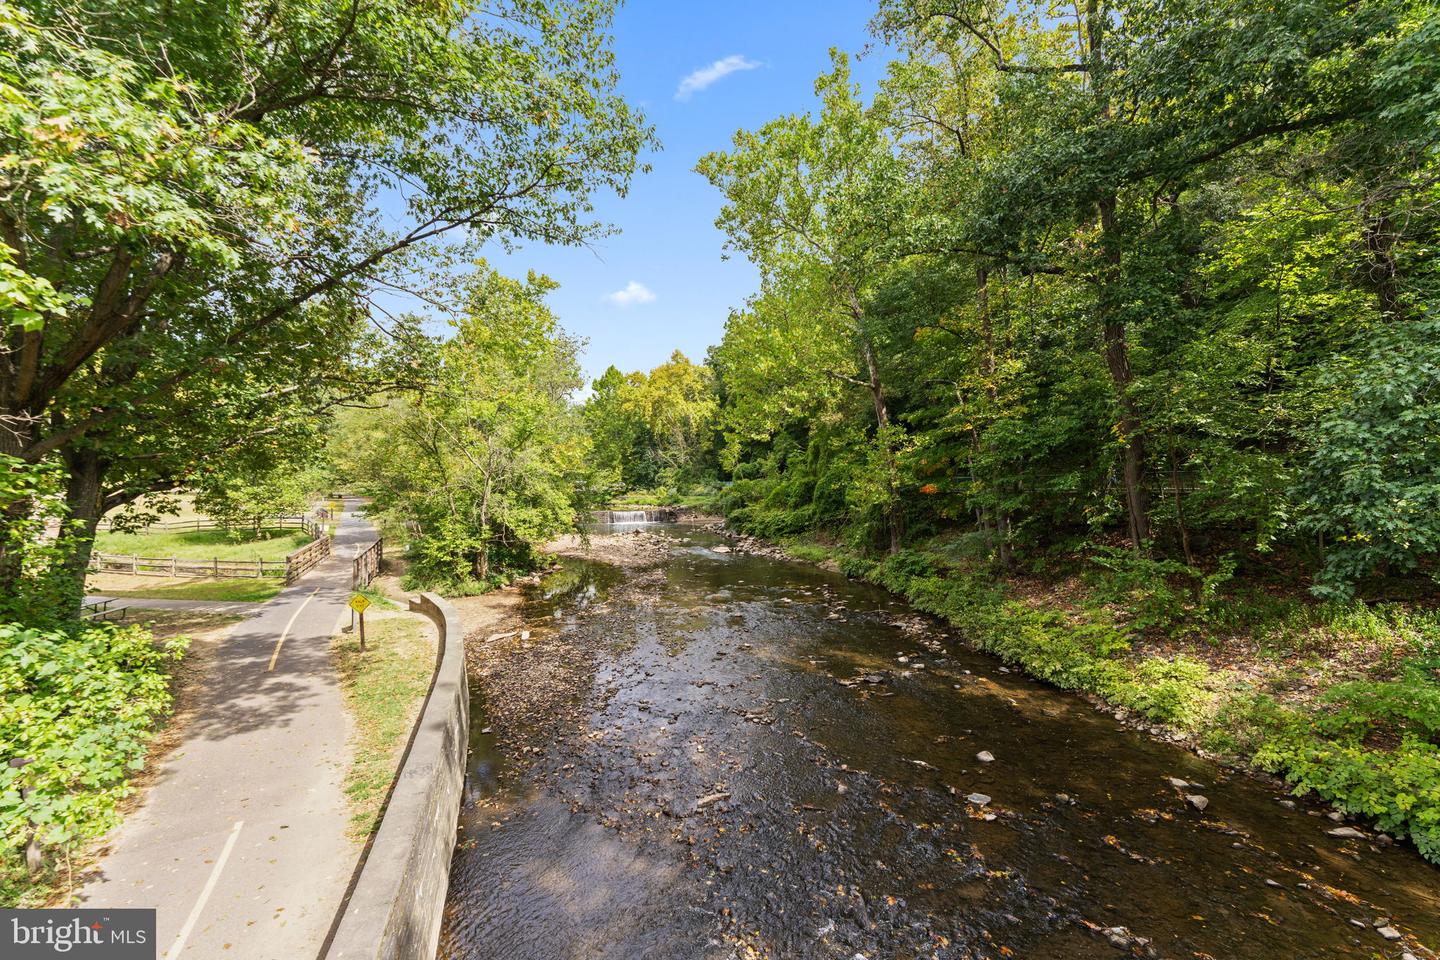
<box><xmin>439</xmin><ymin>523</ymin><xmax>1440</xmax><ymax>960</ymax></box>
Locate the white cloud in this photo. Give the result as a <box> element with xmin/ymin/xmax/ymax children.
<box><xmin>604</xmin><ymin>281</ymin><xmax>656</xmax><ymax>307</ymax></box>
<box><xmin>675</xmin><ymin>54</ymin><xmax>761</xmax><ymax>101</ymax></box>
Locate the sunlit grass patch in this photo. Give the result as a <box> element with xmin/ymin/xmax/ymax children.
<box><xmin>95</xmin><ymin>579</ymin><xmax>284</xmax><ymax>603</ymax></box>
<box><xmin>94</xmin><ymin>527</ymin><xmax>311</xmax><ymax>562</ymax></box>
<box><xmin>331</xmin><ymin>614</ymin><xmax>436</xmax><ymax>839</ymax></box>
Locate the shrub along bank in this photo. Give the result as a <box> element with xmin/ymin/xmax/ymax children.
<box><xmin>0</xmin><ymin>620</ymin><xmax>187</xmax><ymax>903</ymax></box>
<box><xmin>726</xmin><ymin>518</ymin><xmax>1440</xmax><ymax>864</ymax></box>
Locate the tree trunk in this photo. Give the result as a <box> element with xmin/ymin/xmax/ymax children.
<box><xmin>0</xmin><ymin>419</ymin><xmax>37</xmax><ymax>597</ymax></box>
<box><xmin>1168</xmin><ymin>431</ymin><xmax>1194</xmax><ymax>566</ymax></box>
<box><xmin>58</xmin><ymin>447</ymin><xmax>107</xmax><ymax>611</ymax></box>
<box><xmin>1097</xmin><ymin>196</ymin><xmax>1151</xmax><ymax>550</ymax></box>
<box><xmin>976</xmin><ymin>263</ymin><xmax>1012</xmax><ymax>567</ymax></box>
<box><xmin>1361</xmin><ymin>202</ymin><xmax>1405</xmax><ymax>322</ymax></box>
<box><xmin>859</xmin><ymin>333</ymin><xmax>904</xmax><ymax>554</ymax></box>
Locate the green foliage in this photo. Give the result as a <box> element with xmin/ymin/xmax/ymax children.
<box><xmin>1</xmin><ymin>0</ymin><xmax>653</xmax><ymax>606</ymax></box>
<box><xmin>190</xmin><ymin>465</ymin><xmax>327</xmax><ymax>534</ymax></box>
<box><xmin>1322</xmin><ymin>669</ymin><xmax>1440</xmax><ymax>742</ymax></box>
<box><xmin>1087</xmin><ymin>547</ymin><xmax>1237</xmax><ymax>636</ymax></box>
<box><xmin>1297</xmin><ymin>316</ymin><xmax>1440</xmax><ymax>599</ymax></box>
<box><xmin>1105</xmin><ymin>657</ymin><xmax>1217</xmax><ymax>730</ymax></box>
<box><xmin>1251</xmin><ymin>727</ymin><xmax>1440</xmax><ymax>861</ymax></box>
<box><xmin>0</xmin><ymin>621</ymin><xmax>185</xmax><ymax>851</ymax></box>
<box><xmin>337</xmin><ymin>264</ymin><xmax>587</xmax><ymax>592</ymax></box>
<box><xmin>0</xmin><ymin>455</ymin><xmax>77</xmax><ymax>624</ymax></box>
<box><xmin>582</xmin><ymin>353</ymin><xmax>718</xmax><ymax>493</ymax></box>
<box><xmin>697</xmin><ymin>0</ymin><xmax>1440</xmax><ymax>599</ymax></box>
<box><xmin>1211</xmin><ymin>609</ymin><xmax>1440</xmax><ymax>857</ymax></box>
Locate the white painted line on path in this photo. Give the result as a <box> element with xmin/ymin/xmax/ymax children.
<box><xmin>166</xmin><ymin>819</ymin><xmax>243</xmax><ymax>958</ymax></box>
<box><xmin>267</xmin><ymin>588</ymin><xmax>319</xmax><ymax>672</ymax></box>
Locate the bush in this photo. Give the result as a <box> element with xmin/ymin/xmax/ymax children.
<box><xmin>1253</xmin><ymin>731</ymin><xmax>1440</xmax><ymax>861</ymax></box>
<box><xmin>1103</xmin><ymin>656</ymin><xmax>1217</xmax><ymax>729</ymax></box>
<box><xmin>1321</xmin><ymin>667</ymin><xmax>1440</xmax><ymax>742</ymax></box>
<box><xmin>875</xmin><ymin>550</ymin><xmax>937</xmax><ymax>592</ymax></box>
<box><xmin>0</xmin><ymin>621</ymin><xmax>186</xmax><ymax>852</ymax></box>
<box><xmin>1088</xmin><ymin>546</ymin><xmax>1235</xmax><ymax>636</ymax></box>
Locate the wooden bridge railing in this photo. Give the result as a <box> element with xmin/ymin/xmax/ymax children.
<box><xmin>352</xmin><ymin>538</ymin><xmax>383</xmax><ymax>589</ymax></box>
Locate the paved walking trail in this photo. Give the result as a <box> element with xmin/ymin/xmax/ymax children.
<box><xmin>80</xmin><ymin>499</ymin><xmax>379</xmax><ymax>960</ymax></box>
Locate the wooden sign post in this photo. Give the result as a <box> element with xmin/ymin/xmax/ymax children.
<box><xmin>348</xmin><ymin>593</ymin><xmax>372</xmax><ymax>652</ymax></box>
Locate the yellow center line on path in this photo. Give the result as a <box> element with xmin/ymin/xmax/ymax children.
<box><xmin>267</xmin><ymin>588</ymin><xmax>319</xmax><ymax>672</ymax></box>
<box><xmin>166</xmin><ymin>819</ymin><xmax>243</xmax><ymax>959</ymax></box>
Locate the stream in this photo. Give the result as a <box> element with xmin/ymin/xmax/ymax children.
<box><xmin>439</xmin><ymin>522</ymin><xmax>1440</xmax><ymax>960</ymax></box>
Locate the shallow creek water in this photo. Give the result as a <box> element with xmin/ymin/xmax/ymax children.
<box><xmin>439</xmin><ymin>523</ymin><xmax>1440</xmax><ymax>960</ymax></box>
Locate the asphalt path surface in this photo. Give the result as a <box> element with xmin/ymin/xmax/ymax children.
<box><xmin>80</xmin><ymin>500</ymin><xmax>379</xmax><ymax>960</ymax></box>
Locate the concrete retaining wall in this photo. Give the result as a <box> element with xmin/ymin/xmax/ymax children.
<box><xmin>325</xmin><ymin>592</ymin><xmax>467</xmax><ymax>960</ymax></box>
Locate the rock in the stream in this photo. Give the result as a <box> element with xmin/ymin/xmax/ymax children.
<box><xmin>1101</xmin><ymin>926</ymin><xmax>1152</xmax><ymax>952</ymax></box>
<box><xmin>1185</xmin><ymin>794</ymin><xmax>1209</xmax><ymax>812</ymax></box>
<box><xmin>692</xmin><ymin>791</ymin><xmax>731</xmax><ymax>812</ymax></box>
<box><xmin>966</xmin><ymin>793</ymin><xmax>991</xmax><ymax>807</ymax></box>
<box><xmin>710</xmin><ymin>545</ymin><xmax>731</xmax><ymax>554</ymax></box>
<box><xmin>976</xmin><ymin>750</ymin><xmax>995</xmax><ymax>763</ymax></box>
<box><xmin>1376</xmin><ymin>926</ymin><xmax>1403</xmax><ymax>941</ymax></box>
<box><xmin>1167</xmin><ymin>777</ymin><xmax>1190</xmax><ymax>789</ymax></box>
<box><xmin>1328</xmin><ymin>826</ymin><xmax>1367</xmax><ymax>839</ymax></box>
<box><xmin>1278</xmin><ymin>799</ymin><xmax>1297</xmax><ymax>810</ymax></box>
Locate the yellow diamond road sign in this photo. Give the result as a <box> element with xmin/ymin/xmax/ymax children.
<box><xmin>348</xmin><ymin>594</ymin><xmax>371</xmax><ymax>615</ymax></box>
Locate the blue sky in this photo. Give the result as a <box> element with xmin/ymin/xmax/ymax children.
<box><xmin>483</xmin><ymin>0</ymin><xmax>894</xmax><ymax>386</ymax></box>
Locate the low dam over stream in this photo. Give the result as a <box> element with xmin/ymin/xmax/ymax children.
<box><xmin>440</xmin><ymin>521</ymin><xmax>1440</xmax><ymax>960</ymax></box>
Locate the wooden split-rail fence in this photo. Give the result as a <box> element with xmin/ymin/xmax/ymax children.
<box><xmin>88</xmin><ymin>515</ymin><xmax>332</xmax><ymax>586</ymax></box>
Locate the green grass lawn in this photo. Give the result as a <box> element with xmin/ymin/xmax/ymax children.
<box><xmin>331</xmin><ymin>614</ymin><xmax>436</xmax><ymax>838</ymax></box>
<box><xmin>93</xmin><ymin>527</ymin><xmax>312</xmax><ymax>562</ymax></box>
<box><xmin>97</xmin><ymin>579</ymin><xmax>284</xmax><ymax>603</ymax></box>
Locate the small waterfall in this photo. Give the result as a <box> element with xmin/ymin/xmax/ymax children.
<box><xmin>609</xmin><ymin>510</ymin><xmax>649</xmax><ymax>524</ymax></box>
<box><xmin>588</xmin><ymin>507</ymin><xmax>679</xmax><ymax>527</ymax></box>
